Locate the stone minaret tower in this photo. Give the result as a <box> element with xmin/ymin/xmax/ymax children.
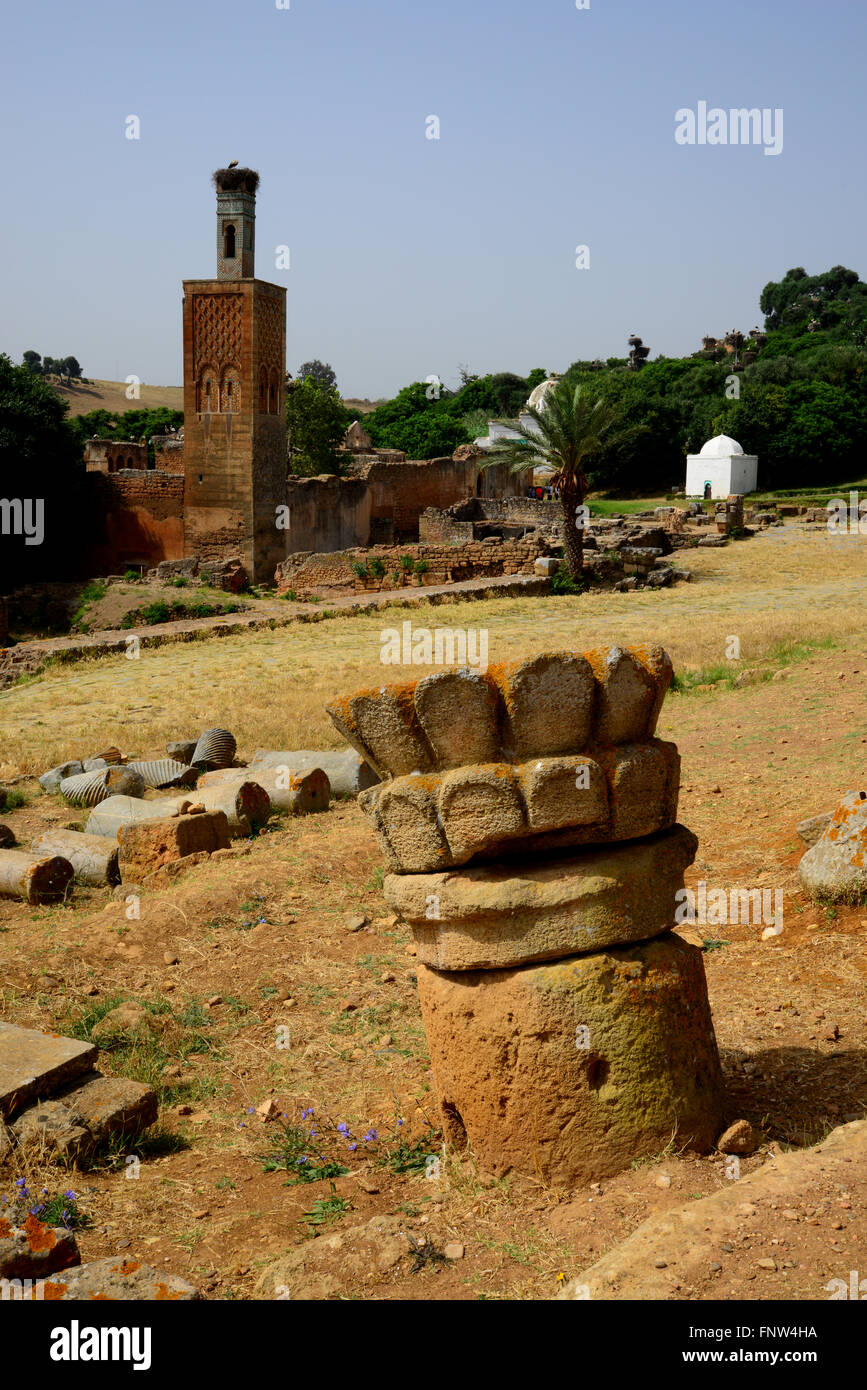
<box><xmin>181</xmin><ymin>167</ymin><xmax>287</xmax><ymax>583</ymax></box>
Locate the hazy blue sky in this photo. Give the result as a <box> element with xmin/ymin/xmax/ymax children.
<box><xmin>2</xmin><ymin>0</ymin><xmax>864</xmax><ymax>398</ymax></box>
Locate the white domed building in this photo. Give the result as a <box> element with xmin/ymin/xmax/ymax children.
<box><xmin>685</xmin><ymin>434</ymin><xmax>758</xmax><ymax>499</ymax></box>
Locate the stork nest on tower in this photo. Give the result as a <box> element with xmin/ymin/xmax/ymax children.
<box><xmin>212</xmin><ymin>167</ymin><xmax>260</xmax><ymax>194</ymax></box>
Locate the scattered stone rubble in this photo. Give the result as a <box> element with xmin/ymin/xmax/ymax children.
<box><xmin>3</xmin><ymin>733</ymin><xmax>376</xmax><ymax>900</ymax></box>
<box><xmin>0</xmin><ymin>1022</ymin><xmax>157</xmax><ymax>1163</ymax></box>
<box><xmin>328</xmin><ymin>648</ymin><xmax>726</xmax><ymax>1186</ymax></box>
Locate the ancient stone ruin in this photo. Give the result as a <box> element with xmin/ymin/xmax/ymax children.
<box><xmin>328</xmin><ymin>648</ymin><xmax>725</xmax><ymax>1186</ymax></box>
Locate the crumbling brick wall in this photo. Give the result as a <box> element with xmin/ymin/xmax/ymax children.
<box><xmin>85</xmin><ymin>470</ymin><xmax>185</xmax><ymax>571</ymax></box>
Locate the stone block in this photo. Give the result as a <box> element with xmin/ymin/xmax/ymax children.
<box><xmin>417</xmin><ymin>933</ymin><xmax>724</xmax><ymax>1186</ymax></box>
<box><xmin>326</xmin><ymin>645</ymin><xmax>674</xmax><ymax>777</ymax></box>
<box><xmin>534</xmin><ymin>557</ymin><xmax>559</xmax><ymax>576</ymax></box>
<box><xmin>117</xmin><ymin>810</ymin><xmax>230</xmax><ymax>880</ymax></box>
<box><xmin>0</xmin><ymin>850</ymin><xmax>74</xmax><ymax>905</ymax></box>
<box><xmin>385</xmin><ymin>824</ymin><xmax>698</xmax><ymax>970</ymax></box>
<box><xmin>32</xmin><ymin>1257</ymin><xmax>201</xmax><ymax>1301</ymax></box>
<box><xmin>327</xmin><ymin>685</ymin><xmax>433</xmax><ymax>780</ymax></box>
<box><xmin>10</xmin><ymin>1073</ymin><xmax>158</xmax><ymax>1161</ymax></box>
<box><xmin>799</xmin><ymin>790</ymin><xmax>867</xmax><ymax>900</ymax></box>
<box><xmin>249</xmin><ymin>747</ymin><xmax>379</xmax><ymax>797</ymax></box>
<box><xmin>359</xmin><ymin>742</ymin><xmax>678</xmax><ymax>872</ymax></box>
<box><xmin>796</xmin><ymin>812</ymin><xmax>832</xmax><ymax>848</ymax></box>
<box><xmin>0</xmin><ymin>1023</ymin><xmax>97</xmax><ymax>1121</ymax></box>
<box><xmin>0</xmin><ymin>1215</ymin><xmax>80</xmax><ymax>1282</ymax></box>
<box><xmin>38</xmin><ymin>762</ymin><xmax>84</xmax><ymax>794</ymax></box>
<box><xmin>414</xmin><ymin>670</ymin><xmax>500</xmax><ymax>768</ymax></box>
<box><xmin>500</xmin><ymin>653</ymin><xmax>595</xmax><ymax>759</ymax></box>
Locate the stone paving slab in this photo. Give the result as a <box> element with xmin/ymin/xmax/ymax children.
<box><xmin>0</xmin><ymin>1023</ymin><xmax>97</xmax><ymax>1121</ymax></box>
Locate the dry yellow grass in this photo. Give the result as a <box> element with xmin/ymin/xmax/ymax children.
<box><xmin>53</xmin><ymin>378</ymin><xmax>183</xmax><ymax>416</ymax></box>
<box><xmin>2</xmin><ymin>525</ymin><xmax>865</xmax><ymax>776</ymax></box>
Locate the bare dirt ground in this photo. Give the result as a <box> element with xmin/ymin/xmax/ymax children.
<box><xmin>0</xmin><ymin>522</ymin><xmax>865</xmax><ymax>1301</ymax></box>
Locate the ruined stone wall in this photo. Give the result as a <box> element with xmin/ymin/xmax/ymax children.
<box><xmin>419</xmin><ymin>495</ymin><xmax>562</xmax><ymax>544</ymax></box>
<box><xmin>152</xmin><ymin>437</ymin><xmax>185</xmax><ymax>472</ymax></box>
<box><xmin>364</xmin><ymin>457</ymin><xmax>523</xmax><ymax>537</ymax></box>
<box><xmin>84</xmin><ymin>440</ymin><xmax>148</xmax><ymax>473</ymax></box>
<box><xmin>85</xmin><ymin>471</ymin><xmax>185</xmax><ymax>571</ymax></box>
<box><xmin>284</xmin><ymin>476</ymin><xmax>371</xmax><ymax>555</ymax></box>
<box><xmin>275</xmin><ymin>536</ymin><xmax>553</xmax><ymax>595</ymax></box>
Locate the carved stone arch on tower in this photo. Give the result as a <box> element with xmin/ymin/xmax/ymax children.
<box><xmin>268</xmin><ymin>368</ymin><xmax>279</xmax><ymax>414</ymax></box>
<box><xmin>197</xmin><ymin>365</ymin><xmax>218</xmax><ymax>414</ymax></box>
<box><xmin>221</xmin><ymin>367</ymin><xmax>241</xmax><ymax>414</ymax></box>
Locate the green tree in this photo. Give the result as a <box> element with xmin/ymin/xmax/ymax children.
<box><xmin>0</xmin><ymin>354</ymin><xmax>87</xmax><ymax>588</ymax></box>
<box><xmin>296</xmin><ymin>359</ymin><xmax>338</xmax><ymax>391</ymax></box>
<box><xmin>61</xmin><ymin>355</ymin><xmax>82</xmax><ymax>381</ymax></box>
<box><xmin>22</xmin><ymin>350</ymin><xmax>42</xmax><ymax>374</ymax></box>
<box><xmin>286</xmin><ymin>375</ymin><xmax>348</xmax><ymax>476</ymax></box>
<box><xmin>479</xmin><ymin>379</ymin><xmax>639</xmax><ymax>578</ymax></box>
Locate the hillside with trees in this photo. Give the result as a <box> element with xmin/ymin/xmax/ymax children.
<box><xmin>360</xmin><ymin>265</ymin><xmax>867</xmax><ymax>492</ymax></box>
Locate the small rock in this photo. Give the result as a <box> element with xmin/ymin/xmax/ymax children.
<box><xmin>341</xmin><ymin>998</ymin><xmax>359</xmax><ymax>1012</ymax></box>
<box><xmin>655</xmin><ymin>1174</ymin><xmax>672</xmax><ymax>1189</ymax></box>
<box><xmin>256</xmin><ymin>1098</ymin><xmax>280</xmax><ymax>1122</ymax></box>
<box><xmin>709</xmin><ymin>1261</ymin><xmax>722</xmax><ymax>1271</ymax></box>
<box><xmin>380</xmin><ymin>972</ymin><xmax>396</xmax><ymax>984</ymax></box>
<box><xmin>377</xmin><ymin>1034</ymin><xmax>393</xmax><ymax>1048</ymax></box>
<box><xmin>654</xmin><ymin>1259</ymin><xmax>667</xmax><ymax>1269</ymax></box>
<box><xmin>207</xmin><ymin>995</ymin><xmax>222</xmax><ymax>1007</ymax></box>
<box><xmin>346</xmin><ymin>914</ymin><xmax>368</xmax><ymax>933</ymax></box>
<box><xmin>443</xmin><ymin>1242</ymin><xmax>464</xmax><ymax>1260</ymax></box>
<box><xmin>163</xmin><ymin>1064</ymin><xmax>182</xmax><ymax>1078</ymax></box>
<box><xmin>163</xmin><ymin>952</ymin><xmax>179</xmax><ymax>965</ymax></box>
<box><xmin>717</xmin><ymin>1119</ymin><xmax>759</xmax><ymax>1155</ymax></box>
<box><xmin>757</xmin><ymin>1258</ymin><xmax>777</xmax><ymax>1271</ymax></box>
<box><xmin>403</xmin><ymin>945</ymin><xmax>417</xmax><ymax>957</ymax></box>
<box><xmin>0</xmin><ymin>824</ymin><xmax>15</xmax><ymax>848</ymax></box>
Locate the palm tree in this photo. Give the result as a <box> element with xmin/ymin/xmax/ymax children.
<box><xmin>478</xmin><ymin>379</ymin><xmax>639</xmax><ymax>579</ymax></box>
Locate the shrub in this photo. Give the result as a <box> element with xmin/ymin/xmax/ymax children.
<box><xmin>550</xmin><ymin>563</ymin><xmax>588</xmax><ymax>595</ymax></box>
<box><xmin>123</xmin><ymin>569</ymin><xmax>142</xmax><ymax>582</ymax></box>
<box><xmin>413</xmin><ymin>559</ymin><xmax>429</xmax><ymax>575</ymax></box>
<box><xmin>391</xmin><ymin>569</ymin><xmax>402</xmax><ymax>585</ymax></box>
<box><xmin>351</xmin><ymin>561</ymin><xmax>369</xmax><ymax>579</ymax></box>
<box><xmin>368</xmin><ymin>556</ymin><xmax>386</xmax><ymax>578</ymax></box>
<box><xmin>399</xmin><ymin>554</ymin><xmax>414</xmax><ymax>571</ymax></box>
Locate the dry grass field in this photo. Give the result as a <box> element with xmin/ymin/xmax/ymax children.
<box><xmin>53</xmin><ymin>379</ymin><xmax>184</xmax><ymax>416</ymax></box>
<box><xmin>1</xmin><ymin>522</ymin><xmax>866</xmax><ymax>1302</ymax></box>
<box><xmin>2</xmin><ymin>524</ymin><xmax>864</xmax><ymax>777</ymax></box>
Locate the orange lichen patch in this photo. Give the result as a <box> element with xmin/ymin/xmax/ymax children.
<box><xmin>22</xmin><ymin>1214</ymin><xmax>57</xmax><ymax>1251</ymax></box>
<box><xmin>41</xmin><ymin>1281</ymin><xmax>68</xmax><ymax>1300</ymax></box>
<box><xmin>0</xmin><ymin>1217</ymin><xmax>13</xmax><ymax>1238</ymax></box>
<box><xmin>111</xmin><ymin>1259</ymin><xmax>141</xmax><ymax>1276</ymax></box>
<box><xmin>155</xmin><ymin>1283</ymin><xmax>186</xmax><ymax>1300</ymax></box>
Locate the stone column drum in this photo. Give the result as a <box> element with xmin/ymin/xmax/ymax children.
<box><xmin>328</xmin><ymin>646</ymin><xmax>725</xmax><ymax>1187</ymax></box>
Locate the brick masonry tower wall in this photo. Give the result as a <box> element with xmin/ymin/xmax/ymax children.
<box><xmin>181</xmin><ymin>277</ymin><xmax>287</xmax><ymax>583</ymax></box>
